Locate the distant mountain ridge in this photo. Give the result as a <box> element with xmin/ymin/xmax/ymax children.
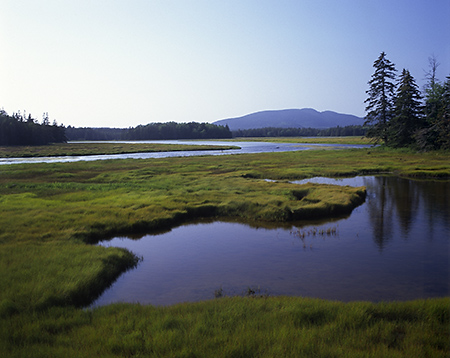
<box><xmin>213</xmin><ymin>108</ymin><xmax>363</xmax><ymax>130</ymax></box>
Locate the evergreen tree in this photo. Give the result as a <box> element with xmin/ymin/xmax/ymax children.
<box><xmin>0</xmin><ymin>109</ymin><xmax>66</xmax><ymax>145</ymax></box>
<box><xmin>415</xmin><ymin>57</ymin><xmax>446</xmax><ymax>150</ymax></box>
<box><xmin>390</xmin><ymin>69</ymin><xmax>423</xmax><ymax>147</ymax></box>
<box><xmin>364</xmin><ymin>52</ymin><xmax>397</xmax><ymax>144</ymax></box>
<box><xmin>436</xmin><ymin>75</ymin><xmax>450</xmax><ymax>149</ymax></box>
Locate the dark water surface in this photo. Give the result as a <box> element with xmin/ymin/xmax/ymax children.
<box><xmin>92</xmin><ymin>176</ymin><xmax>449</xmax><ymax>306</ymax></box>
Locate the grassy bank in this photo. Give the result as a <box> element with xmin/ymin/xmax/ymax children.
<box><xmin>0</xmin><ymin>142</ymin><xmax>238</xmax><ymax>158</ymax></box>
<box><xmin>1</xmin><ymin>297</ymin><xmax>448</xmax><ymax>357</ymax></box>
<box><xmin>1</xmin><ymin>146</ymin><xmax>449</xmax><ymax>356</ymax></box>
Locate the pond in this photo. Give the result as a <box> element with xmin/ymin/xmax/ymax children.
<box><xmin>91</xmin><ymin>176</ymin><xmax>449</xmax><ymax>307</ymax></box>
<box><xmin>0</xmin><ymin>140</ymin><xmax>370</xmax><ymax>165</ymax></box>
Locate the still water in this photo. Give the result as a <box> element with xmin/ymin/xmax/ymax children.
<box><xmin>92</xmin><ymin>176</ymin><xmax>449</xmax><ymax>306</ymax></box>
<box><xmin>0</xmin><ymin>140</ymin><xmax>370</xmax><ymax>165</ymax></box>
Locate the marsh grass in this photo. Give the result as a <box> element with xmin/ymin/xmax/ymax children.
<box><xmin>1</xmin><ymin>148</ymin><xmax>449</xmax><ymax>313</ymax></box>
<box><xmin>0</xmin><ymin>142</ymin><xmax>238</xmax><ymax>158</ymax></box>
<box><xmin>1</xmin><ymin>297</ymin><xmax>448</xmax><ymax>357</ymax></box>
<box><xmin>0</xmin><ymin>151</ymin><xmax>370</xmax><ymax>315</ymax></box>
<box><xmin>290</xmin><ymin>226</ymin><xmax>339</xmax><ymax>249</ymax></box>
<box><xmin>0</xmin><ymin>147</ymin><xmax>449</xmax><ymax>356</ymax></box>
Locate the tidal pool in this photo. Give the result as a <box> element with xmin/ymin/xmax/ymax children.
<box><xmin>92</xmin><ymin>176</ymin><xmax>449</xmax><ymax>306</ymax></box>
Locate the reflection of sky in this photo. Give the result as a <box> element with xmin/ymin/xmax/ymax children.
<box><xmin>292</xmin><ymin>177</ymin><xmax>368</xmax><ymax>187</ymax></box>
<box><xmin>92</xmin><ymin>176</ymin><xmax>450</xmax><ymax>307</ymax></box>
<box><xmin>0</xmin><ymin>141</ymin><xmax>371</xmax><ymax>165</ymax></box>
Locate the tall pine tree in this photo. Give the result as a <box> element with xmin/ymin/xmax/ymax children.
<box><xmin>437</xmin><ymin>75</ymin><xmax>450</xmax><ymax>149</ymax></box>
<box><xmin>415</xmin><ymin>57</ymin><xmax>446</xmax><ymax>150</ymax></box>
<box><xmin>364</xmin><ymin>52</ymin><xmax>397</xmax><ymax>144</ymax></box>
<box><xmin>390</xmin><ymin>69</ymin><xmax>423</xmax><ymax>147</ymax></box>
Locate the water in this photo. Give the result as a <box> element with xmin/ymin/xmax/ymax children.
<box><xmin>92</xmin><ymin>176</ymin><xmax>449</xmax><ymax>306</ymax></box>
<box><xmin>0</xmin><ymin>140</ymin><xmax>370</xmax><ymax>165</ymax></box>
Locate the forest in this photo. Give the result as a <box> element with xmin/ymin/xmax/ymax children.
<box><xmin>0</xmin><ymin>116</ymin><xmax>232</xmax><ymax>144</ymax></box>
<box><xmin>121</xmin><ymin>121</ymin><xmax>232</xmax><ymax>140</ymax></box>
<box><xmin>0</xmin><ymin>110</ymin><xmax>66</xmax><ymax>146</ymax></box>
<box><xmin>66</xmin><ymin>123</ymin><xmax>365</xmax><ymax>140</ymax></box>
<box><xmin>365</xmin><ymin>53</ymin><xmax>449</xmax><ymax>150</ymax></box>
<box><xmin>65</xmin><ymin>122</ymin><xmax>232</xmax><ymax>141</ymax></box>
<box><xmin>232</xmin><ymin>125</ymin><xmax>366</xmax><ymax>138</ymax></box>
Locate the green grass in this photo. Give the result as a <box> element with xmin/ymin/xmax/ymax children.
<box><xmin>1</xmin><ymin>297</ymin><xmax>448</xmax><ymax>357</ymax></box>
<box><xmin>0</xmin><ymin>142</ymin><xmax>238</xmax><ymax>158</ymax></box>
<box><xmin>0</xmin><ymin>146</ymin><xmax>449</xmax><ymax>357</ymax></box>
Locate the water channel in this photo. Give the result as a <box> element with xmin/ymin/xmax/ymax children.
<box><xmin>0</xmin><ymin>140</ymin><xmax>370</xmax><ymax>165</ymax></box>
<box><xmin>92</xmin><ymin>176</ymin><xmax>450</xmax><ymax>307</ymax></box>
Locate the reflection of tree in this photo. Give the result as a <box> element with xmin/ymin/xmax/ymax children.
<box><xmin>390</xmin><ymin>177</ymin><xmax>419</xmax><ymax>237</ymax></box>
<box><xmin>418</xmin><ymin>180</ymin><xmax>450</xmax><ymax>240</ymax></box>
<box><xmin>365</xmin><ymin>177</ymin><xmax>394</xmax><ymax>250</ymax></box>
<box><xmin>365</xmin><ymin>176</ymin><xmax>449</xmax><ymax>250</ymax></box>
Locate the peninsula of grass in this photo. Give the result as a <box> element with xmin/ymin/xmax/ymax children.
<box><xmin>0</xmin><ymin>142</ymin><xmax>239</xmax><ymax>158</ymax></box>
<box><xmin>1</xmin><ymin>146</ymin><xmax>449</xmax><ymax>357</ymax></box>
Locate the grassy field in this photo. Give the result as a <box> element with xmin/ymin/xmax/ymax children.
<box><xmin>1</xmin><ymin>145</ymin><xmax>449</xmax><ymax>357</ymax></box>
<box><xmin>2</xmin><ymin>297</ymin><xmax>448</xmax><ymax>357</ymax></box>
<box><xmin>0</xmin><ymin>142</ymin><xmax>238</xmax><ymax>158</ymax></box>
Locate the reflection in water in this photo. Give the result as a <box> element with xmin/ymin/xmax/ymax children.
<box><xmin>295</xmin><ymin>176</ymin><xmax>449</xmax><ymax>250</ymax></box>
<box><xmin>364</xmin><ymin>177</ymin><xmax>449</xmax><ymax>250</ymax></box>
<box><xmin>393</xmin><ymin>178</ymin><xmax>419</xmax><ymax>237</ymax></box>
<box><xmin>0</xmin><ymin>140</ymin><xmax>372</xmax><ymax>165</ymax></box>
<box><xmin>92</xmin><ymin>176</ymin><xmax>450</xmax><ymax>307</ymax></box>
<box><xmin>366</xmin><ymin>176</ymin><xmax>394</xmax><ymax>250</ymax></box>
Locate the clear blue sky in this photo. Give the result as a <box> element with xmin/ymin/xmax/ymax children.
<box><xmin>1</xmin><ymin>0</ymin><xmax>449</xmax><ymax>128</ymax></box>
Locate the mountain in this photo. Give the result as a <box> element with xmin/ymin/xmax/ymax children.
<box><xmin>213</xmin><ymin>108</ymin><xmax>364</xmax><ymax>130</ymax></box>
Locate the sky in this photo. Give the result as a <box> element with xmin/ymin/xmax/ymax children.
<box><xmin>1</xmin><ymin>1</ymin><xmax>449</xmax><ymax>128</ymax></box>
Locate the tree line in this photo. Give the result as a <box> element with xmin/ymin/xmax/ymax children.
<box><xmin>68</xmin><ymin>123</ymin><xmax>366</xmax><ymax>141</ymax></box>
<box><xmin>66</xmin><ymin>122</ymin><xmax>232</xmax><ymax>141</ymax></box>
<box><xmin>65</xmin><ymin>127</ymin><xmax>126</xmax><ymax>141</ymax></box>
<box><xmin>232</xmin><ymin>125</ymin><xmax>366</xmax><ymax>138</ymax></box>
<box><xmin>122</xmin><ymin>122</ymin><xmax>232</xmax><ymax>140</ymax></box>
<box><xmin>365</xmin><ymin>52</ymin><xmax>449</xmax><ymax>150</ymax></box>
<box><xmin>0</xmin><ymin>110</ymin><xmax>66</xmax><ymax>146</ymax></box>
<box><xmin>0</xmin><ymin>111</ymin><xmax>233</xmax><ymax>144</ymax></box>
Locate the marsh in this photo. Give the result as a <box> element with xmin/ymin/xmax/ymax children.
<box><xmin>93</xmin><ymin>176</ymin><xmax>449</xmax><ymax>306</ymax></box>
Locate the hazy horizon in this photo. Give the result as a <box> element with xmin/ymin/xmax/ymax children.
<box><xmin>1</xmin><ymin>1</ymin><xmax>449</xmax><ymax>128</ymax></box>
